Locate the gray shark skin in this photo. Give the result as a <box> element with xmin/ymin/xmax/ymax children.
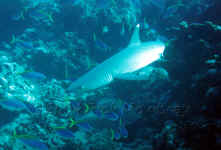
<box><xmin>68</xmin><ymin>24</ymin><xmax>165</xmax><ymax>91</ymax></box>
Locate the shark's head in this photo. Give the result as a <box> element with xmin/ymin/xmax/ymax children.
<box><xmin>133</xmin><ymin>41</ymin><xmax>165</xmax><ymax>69</ymax></box>
<box><xmin>145</xmin><ymin>41</ymin><xmax>165</xmax><ymax>57</ymax></box>
<box><xmin>128</xmin><ymin>24</ymin><xmax>166</xmax><ymax>70</ymax></box>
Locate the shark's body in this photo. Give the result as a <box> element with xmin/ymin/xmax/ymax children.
<box><xmin>68</xmin><ymin>24</ymin><xmax>165</xmax><ymax>91</ymax></box>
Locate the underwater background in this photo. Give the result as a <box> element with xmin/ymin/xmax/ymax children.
<box><xmin>0</xmin><ymin>0</ymin><xmax>221</xmax><ymax>150</ymax></box>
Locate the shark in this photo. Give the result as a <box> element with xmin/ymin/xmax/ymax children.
<box><xmin>68</xmin><ymin>24</ymin><xmax>165</xmax><ymax>91</ymax></box>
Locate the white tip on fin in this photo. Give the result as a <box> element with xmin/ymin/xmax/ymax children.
<box><xmin>129</xmin><ymin>24</ymin><xmax>141</xmax><ymax>46</ymax></box>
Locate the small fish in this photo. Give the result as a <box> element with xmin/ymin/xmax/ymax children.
<box><xmin>13</xmin><ymin>131</ymin><xmax>48</xmax><ymax>150</ymax></box>
<box><xmin>0</xmin><ymin>99</ymin><xmax>27</xmax><ymax>111</ymax></box>
<box><xmin>119</xmin><ymin>102</ymin><xmax>132</xmax><ymax>116</ymax></box>
<box><xmin>93</xmin><ymin>34</ymin><xmax>110</xmax><ymax>52</ymax></box>
<box><xmin>16</xmin><ymin>41</ymin><xmax>34</xmax><ymax>49</ymax></box>
<box><xmin>123</xmin><ymin>103</ymin><xmax>133</xmax><ymax>112</ymax></box>
<box><xmin>76</xmin><ymin>122</ymin><xmax>93</xmax><ymax>132</ymax></box>
<box><xmin>18</xmin><ymin>138</ymin><xmax>48</xmax><ymax>150</ymax></box>
<box><xmin>55</xmin><ymin>129</ymin><xmax>75</xmax><ymax>139</ymax></box>
<box><xmin>29</xmin><ymin>10</ymin><xmax>54</xmax><ymax>23</ymax></box>
<box><xmin>103</xmin><ymin>112</ymin><xmax>119</xmax><ymax>121</ymax></box>
<box><xmin>95</xmin><ymin>39</ymin><xmax>110</xmax><ymax>50</ymax></box>
<box><xmin>29</xmin><ymin>10</ymin><xmax>46</xmax><ymax>18</ymax></box>
<box><xmin>21</xmin><ymin>72</ymin><xmax>46</xmax><ymax>80</ymax></box>
<box><xmin>119</xmin><ymin>126</ymin><xmax>128</xmax><ymax>138</ymax></box>
<box><xmin>111</xmin><ymin>128</ymin><xmax>121</xmax><ymax>140</ymax></box>
<box><xmin>114</xmin><ymin>131</ymin><xmax>121</xmax><ymax>140</ymax></box>
<box><xmin>10</xmin><ymin>35</ymin><xmax>33</xmax><ymax>49</ymax></box>
<box><xmin>10</xmin><ymin>35</ymin><xmax>22</xmax><ymax>44</ymax></box>
<box><xmin>69</xmin><ymin>119</ymin><xmax>93</xmax><ymax>133</ymax></box>
<box><xmin>23</xmin><ymin>102</ymin><xmax>39</xmax><ymax>114</ymax></box>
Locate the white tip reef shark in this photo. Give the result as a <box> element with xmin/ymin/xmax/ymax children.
<box><xmin>68</xmin><ymin>24</ymin><xmax>165</xmax><ymax>91</ymax></box>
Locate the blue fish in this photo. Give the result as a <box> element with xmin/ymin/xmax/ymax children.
<box><xmin>21</xmin><ymin>72</ymin><xmax>46</xmax><ymax>81</ymax></box>
<box><xmin>119</xmin><ymin>126</ymin><xmax>128</xmax><ymax>138</ymax></box>
<box><xmin>55</xmin><ymin>129</ymin><xmax>75</xmax><ymax>139</ymax></box>
<box><xmin>103</xmin><ymin>112</ymin><xmax>119</xmax><ymax>121</ymax></box>
<box><xmin>119</xmin><ymin>103</ymin><xmax>132</xmax><ymax>117</ymax></box>
<box><xmin>0</xmin><ymin>99</ymin><xmax>27</xmax><ymax>111</ymax></box>
<box><xmin>111</xmin><ymin>128</ymin><xmax>121</xmax><ymax>140</ymax></box>
<box><xmin>16</xmin><ymin>41</ymin><xmax>34</xmax><ymax>49</ymax></box>
<box><xmin>23</xmin><ymin>102</ymin><xmax>39</xmax><ymax>114</ymax></box>
<box><xmin>114</xmin><ymin>131</ymin><xmax>121</xmax><ymax>140</ymax></box>
<box><xmin>124</xmin><ymin>103</ymin><xmax>132</xmax><ymax>111</ymax></box>
<box><xmin>29</xmin><ymin>10</ymin><xmax>46</xmax><ymax>18</ymax></box>
<box><xmin>19</xmin><ymin>138</ymin><xmax>48</xmax><ymax>150</ymax></box>
<box><xmin>95</xmin><ymin>39</ymin><xmax>110</xmax><ymax>51</ymax></box>
<box><xmin>76</xmin><ymin>122</ymin><xmax>93</xmax><ymax>132</ymax></box>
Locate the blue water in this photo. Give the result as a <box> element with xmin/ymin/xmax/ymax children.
<box><xmin>0</xmin><ymin>0</ymin><xmax>221</xmax><ymax>150</ymax></box>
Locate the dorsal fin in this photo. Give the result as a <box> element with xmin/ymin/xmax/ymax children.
<box><xmin>129</xmin><ymin>24</ymin><xmax>141</xmax><ymax>46</ymax></box>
